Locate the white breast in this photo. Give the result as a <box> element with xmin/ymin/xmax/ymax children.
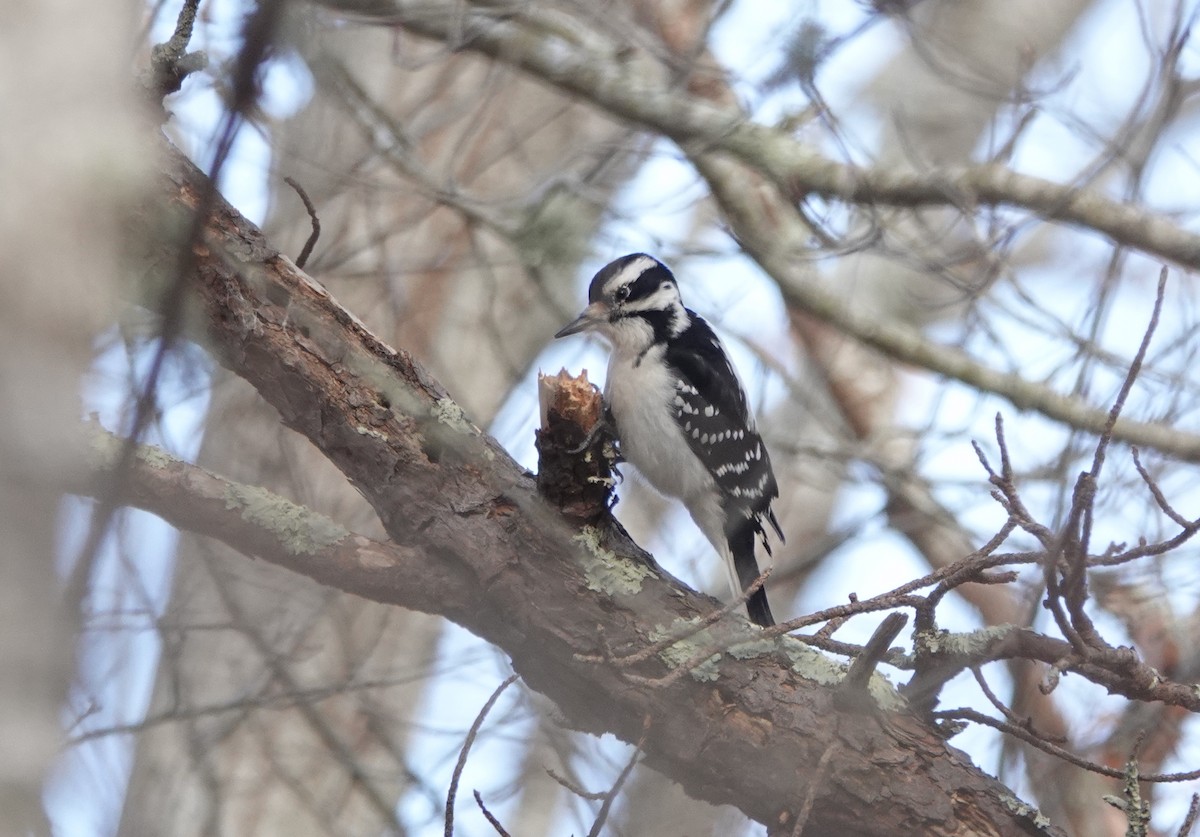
<box><xmin>605</xmin><ymin>344</ymin><xmax>723</xmax><ymax>526</ymax></box>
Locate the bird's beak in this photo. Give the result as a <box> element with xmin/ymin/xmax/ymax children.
<box><xmin>554</xmin><ymin>301</ymin><xmax>609</xmax><ymax>338</ymax></box>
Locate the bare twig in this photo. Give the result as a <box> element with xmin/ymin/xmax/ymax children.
<box><xmin>283</xmin><ymin>176</ymin><xmax>321</xmax><ymax>269</ymax></box>
<box><xmin>791</xmin><ymin>742</ymin><xmax>839</xmax><ymax>837</ymax></box>
<box><xmin>1047</xmin><ymin>268</ymin><xmax>1169</xmax><ymax>659</ymax></box>
<box><xmin>141</xmin><ymin>0</ymin><xmax>208</xmax><ymax>107</ymax></box>
<box><xmin>545</xmin><ymin>768</ymin><xmax>608</xmax><ymax>801</ymax></box>
<box><xmin>971</xmin><ymin>667</ymin><xmax>1066</xmax><ymax>744</ymax></box>
<box><xmin>586</xmin><ymin>716</ymin><xmax>649</xmax><ymax>837</ymax></box>
<box><xmin>1131</xmin><ymin>447</ymin><xmax>1191</xmax><ymax>528</ymax></box>
<box><xmin>473</xmin><ymin>790</ymin><xmax>512</xmax><ymax>837</ymax></box>
<box><xmin>976</xmin><ymin>416</ymin><xmax>1054</xmax><ymax>546</ymax></box>
<box><xmin>1087</xmin><ymin>267</ymin><xmax>1168</xmax><ymax>488</ymax></box>
<box><xmin>1178</xmin><ymin>793</ymin><xmax>1200</xmax><ymax>837</ymax></box>
<box><xmin>838</xmin><ymin>613</ymin><xmax>908</xmax><ymax>701</ymax></box>
<box><xmin>814</xmin><ymin>593</ymin><xmax>857</xmax><ymax>640</ymax></box>
<box><xmin>934</xmin><ymin>708</ymin><xmax>1200</xmax><ymax>783</ymax></box>
<box><xmin>445</xmin><ymin>674</ymin><xmax>519</xmax><ymax>837</ymax></box>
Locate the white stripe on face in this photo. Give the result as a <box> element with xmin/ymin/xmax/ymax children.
<box><xmin>623</xmin><ymin>283</ymin><xmax>682</xmax><ymax>314</ymax></box>
<box><xmin>601</xmin><ymin>254</ymin><xmax>659</xmax><ymax>298</ymax></box>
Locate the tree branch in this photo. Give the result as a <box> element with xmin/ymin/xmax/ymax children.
<box><xmin>123</xmin><ymin>137</ymin><xmax>1067</xmax><ymax>836</ymax></box>
<box><xmin>359</xmin><ymin>2</ymin><xmax>1200</xmax><ymax>270</ymax></box>
<box><xmin>351</xmin><ymin>1</ymin><xmax>1200</xmax><ymax>462</ymax></box>
<box><xmin>81</xmin><ymin>426</ymin><xmax>463</xmax><ymax>612</ymax></box>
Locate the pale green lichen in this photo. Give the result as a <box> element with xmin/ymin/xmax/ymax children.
<box><xmin>89</xmin><ymin>427</ymin><xmax>181</xmax><ymax>472</ymax></box>
<box><xmin>727</xmin><ymin>635</ymin><xmax>781</xmax><ymax>659</ymax></box>
<box><xmin>781</xmin><ymin>641</ymin><xmax>853</xmax><ymax>688</ymax></box>
<box><xmin>223</xmin><ymin>483</ymin><xmax>347</xmax><ymax>555</ymax></box>
<box><xmin>650</xmin><ymin>620</ymin><xmax>725</xmax><ymax>682</ymax></box>
<box><xmin>88</xmin><ymin>428</ymin><xmax>122</xmax><ymax>467</ymax></box>
<box><xmin>355</xmin><ymin>425</ymin><xmax>389</xmax><ymax>441</ymax></box>
<box><xmin>572</xmin><ymin>525</ymin><xmax>654</xmax><ymax>596</ymax></box>
<box><xmin>999</xmin><ymin>794</ymin><xmax>1054</xmax><ymax>831</ymax></box>
<box><xmin>644</xmin><ymin>616</ymin><xmax>908</xmax><ymax>707</ymax></box>
<box><xmin>915</xmin><ymin>624</ymin><xmax>1014</xmax><ymax>657</ymax></box>
<box><xmin>432</xmin><ymin>397</ymin><xmax>472</xmax><ymax>433</ymax></box>
<box><xmin>864</xmin><ymin>672</ymin><xmax>907</xmax><ymax>711</ymax></box>
<box><xmin>343</xmin><ymin>353</ymin><xmax>418</xmax><ymax>418</ymax></box>
<box><xmin>781</xmin><ymin>638</ymin><xmax>907</xmax><ymax>712</ymax></box>
<box><xmin>650</xmin><ymin>619</ymin><xmax>804</xmax><ymax>684</ymax></box>
<box><xmin>135</xmin><ymin>444</ymin><xmax>176</xmax><ymax>469</ymax></box>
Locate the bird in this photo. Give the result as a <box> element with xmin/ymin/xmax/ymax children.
<box><xmin>555</xmin><ymin>253</ymin><xmax>784</xmax><ymax>627</ymax></box>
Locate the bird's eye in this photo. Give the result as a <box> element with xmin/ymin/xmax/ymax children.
<box><xmin>614</xmin><ymin>285</ymin><xmax>631</xmax><ymax>302</ymax></box>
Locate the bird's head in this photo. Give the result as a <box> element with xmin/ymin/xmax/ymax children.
<box><xmin>555</xmin><ymin>254</ymin><xmax>687</xmax><ymax>353</ymax></box>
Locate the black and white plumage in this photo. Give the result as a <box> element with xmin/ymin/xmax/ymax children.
<box><xmin>555</xmin><ymin>253</ymin><xmax>784</xmax><ymax>626</ymax></box>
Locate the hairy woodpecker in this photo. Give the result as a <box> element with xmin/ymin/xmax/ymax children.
<box><xmin>555</xmin><ymin>253</ymin><xmax>783</xmax><ymax>627</ymax></box>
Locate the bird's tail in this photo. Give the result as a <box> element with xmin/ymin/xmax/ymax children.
<box><xmin>728</xmin><ymin>521</ymin><xmax>774</xmax><ymax>627</ymax></box>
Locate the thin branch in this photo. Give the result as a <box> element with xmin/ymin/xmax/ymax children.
<box><xmin>971</xmin><ymin>667</ymin><xmax>1066</xmax><ymax>745</ymax></box>
<box><xmin>935</xmin><ymin>708</ymin><xmax>1200</xmax><ymax>783</ymax></box>
<box><xmin>791</xmin><ymin>743</ymin><xmax>839</xmax><ymax>837</ymax></box>
<box><xmin>1086</xmin><ymin>267</ymin><xmax>1168</xmax><ymax>489</ymax></box>
<box><xmin>1048</xmin><ymin>269</ymin><xmax>1168</xmax><ymax>657</ymax></box>
<box><xmin>1131</xmin><ymin>447</ymin><xmax>1191</xmax><ymax>528</ymax></box>
<box><xmin>545</xmin><ymin>769</ymin><xmax>608</xmax><ymax>802</ymax></box>
<box><xmin>445</xmin><ymin>674</ymin><xmax>520</xmax><ymax>837</ymax></box>
<box><xmin>1178</xmin><ymin>794</ymin><xmax>1200</xmax><ymax>837</ymax></box>
<box><xmin>73</xmin><ymin>0</ymin><xmax>287</xmax><ymax>625</ymax></box>
<box><xmin>837</xmin><ymin>613</ymin><xmax>907</xmax><ymax>702</ymax></box>
<box><xmin>141</xmin><ymin>0</ymin><xmax>208</xmax><ymax>107</ymax></box>
<box><xmin>283</xmin><ymin>176</ymin><xmax>321</xmax><ymax>269</ymax></box>
<box><xmin>586</xmin><ymin>716</ymin><xmax>648</xmax><ymax>837</ymax></box>
<box><xmin>473</xmin><ymin>791</ymin><xmax>512</xmax><ymax>837</ymax></box>
<box><xmin>335</xmin><ymin>2</ymin><xmax>1200</xmax><ymax>463</ymax></box>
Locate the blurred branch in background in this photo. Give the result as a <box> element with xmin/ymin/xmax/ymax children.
<box><xmin>24</xmin><ymin>1</ymin><xmax>1200</xmax><ymax>836</ymax></box>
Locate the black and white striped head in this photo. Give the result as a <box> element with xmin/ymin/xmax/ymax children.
<box><xmin>555</xmin><ymin>254</ymin><xmax>688</xmax><ymax>353</ymax></box>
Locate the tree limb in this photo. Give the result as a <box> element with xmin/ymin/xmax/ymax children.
<box><xmin>349</xmin><ymin>1</ymin><xmax>1200</xmax><ymax>461</ymax></box>
<box><xmin>123</xmin><ymin>137</ymin><xmax>1068</xmax><ymax>836</ymax></box>
<box><xmin>82</xmin><ymin>426</ymin><xmax>462</xmax><ymax>611</ymax></box>
<box><xmin>356</xmin><ymin>2</ymin><xmax>1200</xmax><ymax>269</ymax></box>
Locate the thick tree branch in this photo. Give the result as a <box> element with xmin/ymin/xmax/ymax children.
<box><xmin>127</xmin><ymin>138</ymin><xmax>1066</xmax><ymax>836</ymax></box>
<box><xmin>82</xmin><ymin>428</ymin><xmax>462</xmax><ymax>611</ymax></box>
<box><xmin>348</xmin><ymin>1</ymin><xmax>1200</xmax><ymax>462</ymax></box>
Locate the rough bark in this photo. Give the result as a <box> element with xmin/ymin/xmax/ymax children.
<box><xmin>121</xmin><ymin>7</ymin><xmax>644</xmax><ymax>833</ymax></box>
<box><xmin>128</xmin><ymin>138</ymin><xmax>1069</xmax><ymax>837</ymax></box>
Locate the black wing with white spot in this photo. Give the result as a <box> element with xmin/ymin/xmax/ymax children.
<box><xmin>665</xmin><ymin>314</ymin><xmax>780</xmax><ymax>532</ymax></box>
